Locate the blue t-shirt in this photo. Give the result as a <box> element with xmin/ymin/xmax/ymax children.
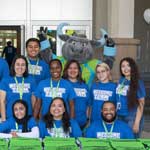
<box><xmin>0</xmin><ymin>58</ymin><xmax>9</xmax><ymax>82</ymax></box>
<box><xmin>34</xmin><ymin>78</ymin><xmax>76</xmax><ymax>116</ymax></box>
<box><xmin>68</xmin><ymin>80</ymin><xmax>91</xmax><ymax>127</ymax></box>
<box><xmin>116</xmin><ymin>77</ymin><xmax>146</xmax><ymax>116</ymax></box>
<box><xmin>0</xmin><ymin>117</ymin><xmax>37</xmax><ymax>133</ymax></box>
<box><xmin>85</xmin><ymin>120</ymin><xmax>134</xmax><ymax>139</ymax></box>
<box><xmin>27</xmin><ymin>58</ymin><xmax>50</xmax><ymax>84</ymax></box>
<box><xmin>0</xmin><ymin>76</ymin><xmax>37</xmax><ymax>118</ymax></box>
<box><xmin>38</xmin><ymin>119</ymin><xmax>82</xmax><ymax>138</ymax></box>
<box><xmin>90</xmin><ymin>82</ymin><xmax>117</xmax><ymax>122</ymax></box>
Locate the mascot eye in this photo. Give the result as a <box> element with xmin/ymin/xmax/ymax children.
<box><xmin>82</xmin><ymin>42</ymin><xmax>87</xmax><ymax>47</ymax></box>
<box><xmin>71</xmin><ymin>41</ymin><xmax>76</xmax><ymax>45</ymax></box>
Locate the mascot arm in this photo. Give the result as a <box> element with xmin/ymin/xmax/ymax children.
<box><xmin>103</xmin><ymin>37</ymin><xmax>116</xmax><ymax>69</ymax></box>
<box><xmin>37</xmin><ymin>27</ymin><xmax>53</xmax><ymax>64</ymax></box>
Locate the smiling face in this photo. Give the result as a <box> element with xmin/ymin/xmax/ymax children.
<box><xmin>50</xmin><ymin>60</ymin><xmax>62</xmax><ymax>80</ymax></box>
<box><xmin>101</xmin><ymin>102</ymin><xmax>116</xmax><ymax>123</ymax></box>
<box><xmin>50</xmin><ymin>99</ymin><xmax>65</xmax><ymax>120</ymax></box>
<box><xmin>121</xmin><ymin>60</ymin><xmax>131</xmax><ymax>79</ymax></box>
<box><xmin>96</xmin><ymin>65</ymin><xmax>110</xmax><ymax>83</ymax></box>
<box><xmin>26</xmin><ymin>41</ymin><xmax>40</xmax><ymax>59</ymax></box>
<box><xmin>14</xmin><ymin>58</ymin><xmax>26</xmax><ymax>77</ymax></box>
<box><xmin>67</xmin><ymin>62</ymin><xmax>79</xmax><ymax>82</ymax></box>
<box><xmin>14</xmin><ymin>103</ymin><xmax>26</xmax><ymax>119</ymax></box>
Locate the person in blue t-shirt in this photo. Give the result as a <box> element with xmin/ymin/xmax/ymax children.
<box><xmin>0</xmin><ymin>100</ymin><xmax>39</xmax><ymax>138</ymax></box>
<box><xmin>116</xmin><ymin>57</ymin><xmax>145</xmax><ymax>138</ymax></box>
<box><xmin>26</xmin><ymin>38</ymin><xmax>50</xmax><ymax>84</ymax></box>
<box><xmin>0</xmin><ymin>55</ymin><xmax>37</xmax><ymax>121</ymax></box>
<box><xmin>38</xmin><ymin>97</ymin><xmax>82</xmax><ymax>139</ymax></box>
<box><xmin>85</xmin><ymin>101</ymin><xmax>134</xmax><ymax>139</ymax></box>
<box><xmin>0</xmin><ymin>57</ymin><xmax>9</xmax><ymax>82</ymax></box>
<box><xmin>62</xmin><ymin>59</ymin><xmax>91</xmax><ymax>130</ymax></box>
<box><xmin>33</xmin><ymin>59</ymin><xmax>76</xmax><ymax>119</ymax></box>
<box><xmin>90</xmin><ymin>62</ymin><xmax>117</xmax><ymax>122</ymax></box>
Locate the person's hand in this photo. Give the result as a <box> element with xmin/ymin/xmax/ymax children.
<box><xmin>132</xmin><ymin>122</ymin><xmax>140</xmax><ymax>133</ymax></box>
<box><xmin>37</xmin><ymin>27</ymin><xmax>48</xmax><ymax>41</ymax></box>
<box><xmin>11</xmin><ymin>131</ymin><xmax>18</xmax><ymax>137</ymax></box>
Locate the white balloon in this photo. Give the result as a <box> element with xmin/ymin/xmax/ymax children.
<box><xmin>143</xmin><ymin>8</ymin><xmax>150</xmax><ymax>24</ymax></box>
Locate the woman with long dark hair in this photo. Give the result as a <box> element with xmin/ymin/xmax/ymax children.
<box><xmin>0</xmin><ymin>55</ymin><xmax>37</xmax><ymax>121</ymax></box>
<box><xmin>62</xmin><ymin>59</ymin><xmax>91</xmax><ymax>130</ymax></box>
<box><xmin>38</xmin><ymin>97</ymin><xmax>82</xmax><ymax>138</ymax></box>
<box><xmin>0</xmin><ymin>100</ymin><xmax>39</xmax><ymax>138</ymax></box>
<box><xmin>116</xmin><ymin>57</ymin><xmax>145</xmax><ymax>138</ymax></box>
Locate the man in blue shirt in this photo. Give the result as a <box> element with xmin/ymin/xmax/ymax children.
<box><xmin>86</xmin><ymin>101</ymin><xmax>134</xmax><ymax>139</ymax></box>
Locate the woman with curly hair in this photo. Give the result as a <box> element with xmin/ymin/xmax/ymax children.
<box><xmin>38</xmin><ymin>97</ymin><xmax>82</xmax><ymax>138</ymax></box>
<box><xmin>116</xmin><ymin>57</ymin><xmax>145</xmax><ymax>138</ymax></box>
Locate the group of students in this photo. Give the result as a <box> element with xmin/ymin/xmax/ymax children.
<box><xmin>0</xmin><ymin>38</ymin><xmax>146</xmax><ymax>140</ymax></box>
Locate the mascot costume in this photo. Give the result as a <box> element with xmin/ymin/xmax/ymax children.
<box><xmin>38</xmin><ymin>23</ymin><xmax>116</xmax><ymax>87</ymax></box>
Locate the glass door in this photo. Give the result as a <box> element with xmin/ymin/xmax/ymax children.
<box><xmin>0</xmin><ymin>26</ymin><xmax>21</xmax><ymax>56</ymax></box>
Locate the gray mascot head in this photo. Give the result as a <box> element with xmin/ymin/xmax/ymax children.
<box><xmin>57</xmin><ymin>23</ymin><xmax>109</xmax><ymax>64</ymax></box>
<box><xmin>38</xmin><ymin>23</ymin><xmax>116</xmax><ymax>69</ymax></box>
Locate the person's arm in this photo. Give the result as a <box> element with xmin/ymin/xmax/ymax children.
<box><xmin>31</xmin><ymin>95</ymin><xmax>36</xmax><ymax>109</ymax></box>
<box><xmin>16</xmin><ymin>127</ymin><xmax>39</xmax><ymax>138</ymax></box>
<box><xmin>0</xmin><ymin>90</ymin><xmax>6</xmax><ymax>122</ymax></box>
<box><xmin>1</xmin><ymin>48</ymin><xmax>6</xmax><ymax>58</ymax></box>
<box><xmin>86</xmin><ymin>106</ymin><xmax>91</xmax><ymax>120</ymax></box>
<box><xmin>33</xmin><ymin>98</ymin><xmax>42</xmax><ymax>120</ymax></box>
<box><xmin>133</xmin><ymin>98</ymin><xmax>145</xmax><ymax>133</ymax></box>
<box><xmin>0</xmin><ymin>133</ymin><xmax>12</xmax><ymax>138</ymax></box>
<box><xmin>69</xmin><ymin>100</ymin><xmax>75</xmax><ymax>118</ymax></box>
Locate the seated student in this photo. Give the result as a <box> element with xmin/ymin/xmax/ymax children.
<box><xmin>38</xmin><ymin>97</ymin><xmax>82</xmax><ymax>139</ymax></box>
<box><xmin>85</xmin><ymin>101</ymin><xmax>134</xmax><ymax>139</ymax></box>
<box><xmin>0</xmin><ymin>100</ymin><xmax>39</xmax><ymax>138</ymax></box>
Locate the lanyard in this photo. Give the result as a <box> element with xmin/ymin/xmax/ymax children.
<box><xmin>15</xmin><ymin>122</ymin><xmax>19</xmax><ymax>131</ymax></box>
<box><xmin>14</xmin><ymin>77</ymin><xmax>24</xmax><ymax>99</ymax></box>
<box><xmin>50</xmin><ymin>78</ymin><xmax>60</xmax><ymax>98</ymax></box>
<box><xmin>102</xmin><ymin>121</ymin><xmax>114</xmax><ymax>137</ymax></box>
<box><xmin>117</xmin><ymin>79</ymin><xmax>127</xmax><ymax>96</ymax></box>
<box><xmin>53</xmin><ymin>123</ymin><xmax>62</xmax><ymax>137</ymax></box>
<box><xmin>27</xmin><ymin>57</ymin><xmax>39</xmax><ymax>75</ymax></box>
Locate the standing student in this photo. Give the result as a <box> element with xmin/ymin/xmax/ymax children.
<box><xmin>62</xmin><ymin>60</ymin><xmax>91</xmax><ymax>130</ymax></box>
<box><xmin>85</xmin><ymin>101</ymin><xmax>134</xmax><ymax>139</ymax></box>
<box><xmin>2</xmin><ymin>41</ymin><xmax>17</xmax><ymax>68</ymax></box>
<box><xmin>0</xmin><ymin>57</ymin><xmax>9</xmax><ymax>82</ymax></box>
<box><xmin>38</xmin><ymin>97</ymin><xmax>82</xmax><ymax>138</ymax></box>
<box><xmin>0</xmin><ymin>100</ymin><xmax>39</xmax><ymax>138</ymax></box>
<box><xmin>0</xmin><ymin>55</ymin><xmax>36</xmax><ymax>121</ymax></box>
<box><xmin>26</xmin><ymin>38</ymin><xmax>50</xmax><ymax>84</ymax></box>
<box><xmin>90</xmin><ymin>62</ymin><xmax>116</xmax><ymax>122</ymax></box>
<box><xmin>33</xmin><ymin>59</ymin><xmax>76</xmax><ymax>119</ymax></box>
<box><xmin>116</xmin><ymin>57</ymin><xmax>145</xmax><ymax>138</ymax></box>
